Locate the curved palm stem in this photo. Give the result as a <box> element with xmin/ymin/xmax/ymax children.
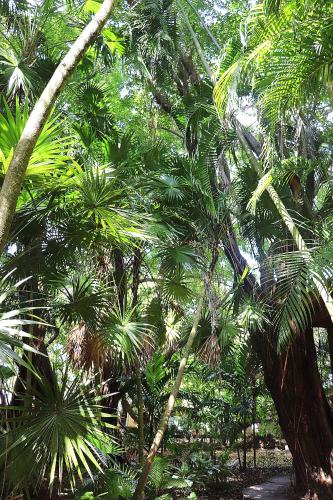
<box><xmin>177</xmin><ymin>0</ymin><xmax>213</xmax><ymax>80</ymax></box>
<box><xmin>235</xmin><ymin>120</ymin><xmax>333</xmax><ymax>327</ymax></box>
<box><xmin>132</xmin><ymin>285</ymin><xmax>206</xmax><ymax>499</ymax></box>
<box><xmin>182</xmin><ymin>0</ymin><xmax>221</xmax><ymax>51</ymax></box>
<box><xmin>0</xmin><ymin>0</ymin><xmax>116</xmax><ymax>255</ymax></box>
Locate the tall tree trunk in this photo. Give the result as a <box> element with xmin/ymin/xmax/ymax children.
<box><xmin>177</xmin><ymin>0</ymin><xmax>213</xmax><ymax>80</ymax></box>
<box><xmin>221</xmin><ymin>215</ymin><xmax>333</xmax><ymax>498</ymax></box>
<box><xmin>13</xmin><ymin>236</ymin><xmax>54</xmax><ymax>404</ymax></box>
<box><xmin>327</xmin><ymin>325</ymin><xmax>333</xmax><ymax>379</ymax></box>
<box><xmin>132</xmin><ymin>286</ymin><xmax>205</xmax><ymax>500</ymax></box>
<box><xmin>136</xmin><ymin>362</ymin><xmax>145</xmax><ymax>466</ymax></box>
<box><xmin>0</xmin><ymin>0</ymin><xmax>116</xmax><ymax>254</ymax></box>
<box><xmin>113</xmin><ymin>247</ymin><xmax>127</xmax><ymax>314</ymax></box>
<box><xmin>242</xmin><ymin>424</ymin><xmax>247</xmax><ymax>472</ymax></box>
<box><xmin>131</xmin><ymin>247</ymin><xmax>144</xmax><ymax>465</ymax></box>
<box><xmin>254</xmin><ymin>326</ymin><xmax>333</xmax><ymax>498</ymax></box>
<box><xmin>252</xmin><ymin>394</ymin><xmax>257</xmax><ymax>468</ymax></box>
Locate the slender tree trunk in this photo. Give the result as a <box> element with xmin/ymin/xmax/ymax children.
<box><xmin>254</xmin><ymin>326</ymin><xmax>333</xmax><ymax>498</ymax></box>
<box><xmin>252</xmin><ymin>396</ymin><xmax>257</xmax><ymax>468</ymax></box>
<box><xmin>13</xmin><ymin>237</ymin><xmax>55</xmax><ymax>404</ymax></box>
<box><xmin>135</xmin><ymin>362</ymin><xmax>145</xmax><ymax>466</ymax></box>
<box><xmin>242</xmin><ymin>424</ymin><xmax>247</xmax><ymax>472</ymax></box>
<box><xmin>132</xmin><ymin>248</ymin><xmax>142</xmax><ymax>310</ymax></box>
<box><xmin>327</xmin><ymin>325</ymin><xmax>333</xmax><ymax>379</ymax></box>
<box><xmin>113</xmin><ymin>247</ymin><xmax>127</xmax><ymax>313</ymax></box>
<box><xmin>131</xmin><ymin>247</ymin><xmax>144</xmax><ymax>465</ymax></box>
<box><xmin>132</xmin><ymin>286</ymin><xmax>205</xmax><ymax>500</ymax></box>
<box><xmin>177</xmin><ymin>0</ymin><xmax>213</xmax><ymax>80</ymax></box>
<box><xmin>236</xmin><ymin>444</ymin><xmax>241</xmax><ymax>470</ymax></box>
<box><xmin>0</xmin><ymin>0</ymin><xmax>116</xmax><ymax>254</ymax></box>
<box><xmin>182</xmin><ymin>0</ymin><xmax>221</xmax><ymax>51</ymax></box>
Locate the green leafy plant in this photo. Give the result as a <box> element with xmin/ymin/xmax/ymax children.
<box><xmin>0</xmin><ymin>99</ymin><xmax>69</xmax><ymax>179</ymax></box>
<box><xmin>0</xmin><ymin>371</ymin><xmax>119</xmax><ymax>494</ymax></box>
<box><xmin>147</xmin><ymin>456</ymin><xmax>192</xmax><ymax>498</ymax></box>
<box><xmin>0</xmin><ymin>272</ymin><xmax>43</xmax><ymax>370</ymax></box>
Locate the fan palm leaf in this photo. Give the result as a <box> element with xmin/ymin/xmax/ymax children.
<box><xmin>0</xmin><ymin>372</ymin><xmax>119</xmax><ymax>492</ymax></box>
<box><xmin>0</xmin><ymin>99</ymin><xmax>69</xmax><ymax>180</ymax></box>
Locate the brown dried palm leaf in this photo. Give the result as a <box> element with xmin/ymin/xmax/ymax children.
<box><xmin>198</xmin><ymin>333</ymin><xmax>221</xmax><ymax>365</ymax></box>
<box><xmin>67</xmin><ymin>321</ymin><xmax>107</xmax><ymax>371</ymax></box>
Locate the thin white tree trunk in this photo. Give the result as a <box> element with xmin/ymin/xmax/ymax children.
<box><xmin>132</xmin><ymin>286</ymin><xmax>206</xmax><ymax>499</ymax></box>
<box><xmin>177</xmin><ymin>0</ymin><xmax>213</xmax><ymax>80</ymax></box>
<box><xmin>0</xmin><ymin>0</ymin><xmax>116</xmax><ymax>254</ymax></box>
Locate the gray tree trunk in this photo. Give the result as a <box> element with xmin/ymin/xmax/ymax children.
<box><xmin>0</xmin><ymin>0</ymin><xmax>116</xmax><ymax>254</ymax></box>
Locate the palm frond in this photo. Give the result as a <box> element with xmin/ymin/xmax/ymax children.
<box><xmin>0</xmin><ymin>372</ymin><xmax>119</xmax><ymax>492</ymax></box>
<box><xmin>0</xmin><ymin>99</ymin><xmax>69</xmax><ymax>180</ymax></box>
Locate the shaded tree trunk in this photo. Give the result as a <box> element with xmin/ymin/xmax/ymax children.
<box><xmin>254</xmin><ymin>326</ymin><xmax>333</xmax><ymax>498</ymax></box>
<box><xmin>242</xmin><ymin>424</ymin><xmax>247</xmax><ymax>472</ymax></box>
<box><xmin>113</xmin><ymin>247</ymin><xmax>127</xmax><ymax>313</ymax></box>
<box><xmin>220</xmin><ymin>212</ymin><xmax>333</xmax><ymax>498</ymax></box>
<box><xmin>12</xmin><ymin>323</ymin><xmax>54</xmax><ymax>406</ymax></box>
<box><xmin>252</xmin><ymin>394</ymin><xmax>257</xmax><ymax>468</ymax></box>
<box><xmin>136</xmin><ymin>363</ymin><xmax>145</xmax><ymax>466</ymax></box>
<box><xmin>131</xmin><ymin>248</ymin><xmax>145</xmax><ymax>466</ymax></box>
<box><xmin>326</xmin><ymin>325</ymin><xmax>333</xmax><ymax>379</ymax></box>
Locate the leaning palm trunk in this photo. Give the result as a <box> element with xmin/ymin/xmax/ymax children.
<box><xmin>177</xmin><ymin>0</ymin><xmax>213</xmax><ymax>80</ymax></box>
<box><xmin>0</xmin><ymin>0</ymin><xmax>116</xmax><ymax>254</ymax></box>
<box><xmin>180</xmin><ymin>19</ymin><xmax>333</xmax><ymax>496</ymax></box>
<box><xmin>132</xmin><ymin>286</ymin><xmax>206</xmax><ymax>500</ymax></box>
<box><xmin>235</xmin><ymin>123</ymin><xmax>333</xmax><ymax>324</ymax></box>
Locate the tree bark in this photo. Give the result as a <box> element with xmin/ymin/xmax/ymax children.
<box><xmin>252</xmin><ymin>395</ymin><xmax>257</xmax><ymax>468</ymax></box>
<box><xmin>135</xmin><ymin>362</ymin><xmax>145</xmax><ymax>466</ymax></box>
<box><xmin>221</xmin><ymin>214</ymin><xmax>333</xmax><ymax>498</ymax></box>
<box><xmin>0</xmin><ymin>0</ymin><xmax>116</xmax><ymax>254</ymax></box>
<box><xmin>132</xmin><ymin>286</ymin><xmax>205</xmax><ymax>499</ymax></box>
<box><xmin>242</xmin><ymin>424</ymin><xmax>247</xmax><ymax>472</ymax></box>
<box><xmin>112</xmin><ymin>247</ymin><xmax>127</xmax><ymax>314</ymax></box>
<box><xmin>254</xmin><ymin>326</ymin><xmax>333</xmax><ymax>498</ymax></box>
<box><xmin>131</xmin><ymin>247</ymin><xmax>144</xmax><ymax>465</ymax></box>
<box><xmin>327</xmin><ymin>325</ymin><xmax>333</xmax><ymax>379</ymax></box>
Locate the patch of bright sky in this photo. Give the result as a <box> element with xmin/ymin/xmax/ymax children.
<box><xmin>120</xmin><ymin>87</ymin><xmax>129</xmax><ymax>98</ymax></box>
<box><xmin>236</xmin><ymin>96</ymin><xmax>259</xmax><ymax>130</ymax></box>
<box><xmin>240</xmin><ymin>249</ymin><xmax>259</xmax><ymax>280</ymax></box>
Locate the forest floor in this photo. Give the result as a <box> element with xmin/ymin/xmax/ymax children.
<box><xmin>194</xmin><ymin>450</ymin><xmax>293</xmax><ymax>499</ymax></box>
<box><xmin>196</xmin><ymin>467</ymin><xmax>292</xmax><ymax>499</ymax></box>
<box><xmin>243</xmin><ymin>474</ymin><xmax>291</xmax><ymax>499</ymax></box>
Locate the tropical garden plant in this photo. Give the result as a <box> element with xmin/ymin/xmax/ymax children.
<box><xmin>0</xmin><ymin>0</ymin><xmax>333</xmax><ymax>499</ymax></box>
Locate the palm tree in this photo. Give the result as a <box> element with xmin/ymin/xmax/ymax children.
<box><xmin>0</xmin><ymin>0</ymin><xmax>116</xmax><ymax>254</ymax></box>
<box><xmin>212</xmin><ymin>1</ymin><xmax>333</xmax><ymax>494</ymax></box>
<box><xmin>0</xmin><ymin>371</ymin><xmax>119</xmax><ymax>498</ymax></box>
<box><xmin>131</xmin><ymin>2</ymin><xmax>333</xmax><ymax>494</ymax></box>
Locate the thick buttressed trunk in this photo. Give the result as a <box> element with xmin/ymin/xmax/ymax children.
<box><xmin>254</xmin><ymin>325</ymin><xmax>333</xmax><ymax>498</ymax></box>
<box><xmin>220</xmin><ymin>212</ymin><xmax>333</xmax><ymax>498</ymax></box>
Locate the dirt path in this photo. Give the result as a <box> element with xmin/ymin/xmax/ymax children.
<box><xmin>243</xmin><ymin>474</ymin><xmax>291</xmax><ymax>499</ymax></box>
